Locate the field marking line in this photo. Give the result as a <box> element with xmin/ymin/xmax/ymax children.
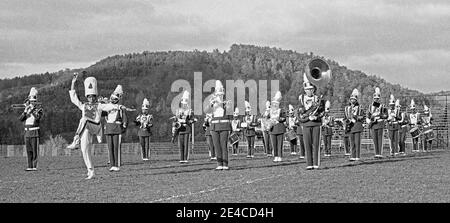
<box><xmin>149</xmin><ymin>173</ymin><xmax>289</xmax><ymax>203</ymax></box>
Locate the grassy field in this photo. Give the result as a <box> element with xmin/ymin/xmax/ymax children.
<box><xmin>1</xmin><ymin>149</ymin><xmax>449</xmax><ymax>203</ymax></box>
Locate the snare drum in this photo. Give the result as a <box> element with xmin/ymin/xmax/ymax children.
<box><xmin>409</xmin><ymin>127</ymin><xmax>421</xmax><ymax>139</ymax></box>
<box><xmin>285</xmin><ymin>130</ymin><xmax>298</xmax><ymax>142</ymax></box>
<box><xmin>228</xmin><ymin>132</ymin><xmax>240</xmax><ymax>145</ymax></box>
<box><xmin>422</xmin><ymin>127</ymin><xmax>435</xmax><ymax>141</ymax></box>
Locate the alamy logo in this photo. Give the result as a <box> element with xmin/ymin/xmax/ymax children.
<box><xmin>170</xmin><ymin>72</ymin><xmax>280</xmax><ymax>116</ymax></box>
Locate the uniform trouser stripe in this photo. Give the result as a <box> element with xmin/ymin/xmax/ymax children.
<box><xmin>343</xmin><ymin>135</ymin><xmax>350</xmax><ymax>154</ymax></box>
<box><xmin>263</xmin><ymin>131</ymin><xmax>271</xmax><ymax>154</ymax></box>
<box><xmin>139</xmin><ymin>136</ymin><xmax>150</xmax><ymax>159</ymax></box>
<box><xmin>412</xmin><ymin>138</ymin><xmax>419</xmax><ymax>151</ymax></box>
<box><xmin>25</xmin><ymin>137</ymin><xmax>39</xmax><ymax>168</ymax></box>
<box><xmin>323</xmin><ymin>135</ymin><xmax>332</xmax><ymax>155</ymax></box>
<box><xmin>270</xmin><ymin>134</ymin><xmax>284</xmax><ymax>157</ymax></box>
<box><xmin>399</xmin><ymin>129</ymin><xmax>407</xmax><ymax>153</ymax></box>
<box><xmin>372</xmin><ymin>128</ymin><xmax>384</xmax><ymax>155</ymax></box>
<box><xmin>350</xmin><ymin>132</ymin><xmax>361</xmax><ymax>159</ymax></box>
<box><xmin>206</xmin><ymin>135</ymin><xmax>215</xmax><ymax>157</ymax></box>
<box><xmin>80</xmin><ymin>130</ymin><xmax>94</xmax><ymax>170</ymax></box>
<box><xmin>303</xmin><ymin>126</ymin><xmax>321</xmax><ymax>166</ymax></box>
<box><xmin>297</xmin><ymin>134</ymin><xmax>305</xmax><ymax>156</ymax></box>
<box><xmin>246</xmin><ymin>136</ymin><xmax>255</xmax><ymax>156</ymax></box>
<box><xmin>290</xmin><ymin>139</ymin><xmax>297</xmax><ymax>153</ymax></box>
<box><xmin>211</xmin><ymin>131</ymin><xmax>229</xmax><ymax>167</ymax></box>
<box><xmin>178</xmin><ymin>133</ymin><xmax>190</xmax><ymax>161</ymax></box>
<box><xmin>389</xmin><ymin>130</ymin><xmax>399</xmax><ymax>154</ymax></box>
<box><xmin>232</xmin><ymin>142</ymin><xmax>239</xmax><ymax>154</ymax></box>
<box><xmin>106</xmin><ymin>134</ymin><xmax>120</xmax><ymax>167</ymax></box>
<box><xmin>422</xmin><ymin>137</ymin><xmax>432</xmax><ymax>151</ymax></box>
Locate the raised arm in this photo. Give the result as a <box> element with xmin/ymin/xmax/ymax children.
<box><xmin>69</xmin><ymin>73</ymin><xmax>83</xmax><ymax>110</ymax></box>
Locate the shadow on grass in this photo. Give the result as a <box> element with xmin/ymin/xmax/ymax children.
<box><xmin>321</xmin><ymin>153</ymin><xmax>437</xmax><ymax>170</ymax></box>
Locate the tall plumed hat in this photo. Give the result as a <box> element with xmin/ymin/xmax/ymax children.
<box><xmin>215</xmin><ymin>80</ymin><xmax>224</xmax><ymax>95</ymax></box>
<box><xmin>181</xmin><ymin>90</ymin><xmax>190</xmax><ymax>105</ymax></box>
<box><xmin>350</xmin><ymin>89</ymin><xmax>359</xmax><ymax>100</ymax></box>
<box><xmin>272</xmin><ymin>91</ymin><xmax>282</xmax><ymax>103</ymax></box>
<box><xmin>303</xmin><ymin>73</ymin><xmax>315</xmax><ymax>90</ymax></box>
<box><xmin>373</xmin><ymin>87</ymin><xmax>381</xmax><ymax>99</ymax></box>
<box><xmin>28</xmin><ymin>87</ymin><xmax>38</xmax><ymax>101</ymax></box>
<box><xmin>110</xmin><ymin>85</ymin><xmax>123</xmax><ymax>100</ymax></box>
<box><xmin>389</xmin><ymin>94</ymin><xmax>395</xmax><ymax>105</ymax></box>
<box><xmin>423</xmin><ymin>104</ymin><xmax>430</xmax><ymax>114</ymax></box>
<box><xmin>84</xmin><ymin>77</ymin><xmax>98</xmax><ymax>97</ymax></box>
<box><xmin>410</xmin><ymin>99</ymin><xmax>416</xmax><ymax>109</ymax></box>
<box><xmin>233</xmin><ymin>107</ymin><xmax>239</xmax><ymax>116</ymax></box>
<box><xmin>325</xmin><ymin>100</ymin><xmax>331</xmax><ymax>111</ymax></box>
<box><xmin>142</xmin><ymin>98</ymin><xmax>150</xmax><ymax>110</ymax></box>
<box><xmin>245</xmin><ymin>101</ymin><xmax>251</xmax><ymax>112</ymax></box>
<box><xmin>288</xmin><ymin>104</ymin><xmax>294</xmax><ymax>113</ymax></box>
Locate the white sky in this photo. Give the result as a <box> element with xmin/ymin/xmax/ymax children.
<box><xmin>0</xmin><ymin>0</ymin><xmax>449</xmax><ymax>93</ymax></box>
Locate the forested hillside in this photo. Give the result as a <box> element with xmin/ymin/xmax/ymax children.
<box><xmin>0</xmin><ymin>44</ymin><xmax>429</xmax><ymax>144</ymax></box>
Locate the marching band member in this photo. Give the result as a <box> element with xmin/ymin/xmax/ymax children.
<box><xmin>286</xmin><ymin>104</ymin><xmax>298</xmax><ymax>155</ymax></box>
<box><xmin>366</xmin><ymin>87</ymin><xmax>387</xmax><ymax>158</ymax></box>
<box><xmin>397</xmin><ymin>100</ymin><xmax>409</xmax><ymax>155</ymax></box>
<box><xmin>206</xmin><ymin>80</ymin><xmax>232</xmax><ymax>170</ymax></box>
<box><xmin>242</xmin><ymin>101</ymin><xmax>258</xmax><ymax>158</ymax></box>
<box><xmin>268</xmin><ymin>91</ymin><xmax>286</xmax><ymax>162</ymax></box>
<box><xmin>134</xmin><ymin>98</ymin><xmax>153</xmax><ymax>161</ymax></box>
<box><xmin>175</xmin><ymin>90</ymin><xmax>196</xmax><ymax>163</ymax></box>
<box><xmin>421</xmin><ymin>104</ymin><xmax>433</xmax><ymax>152</ymax></box>
<box><xmin>408</xmin><ymin>99</ymin><xmax>421</xmax><ymax>152</ymax></box>
<box><xmin>387</xmin><ymin>94</ymin><xmax>400</xmax><ymax>156</ymax></box>
<box><xmin>345</xmin><ymin>89</ymin><xmax>364</xmax><ymax>161</ymax></box>
<box><xmin>203</xmin><ymin>112</ymin><xmax>215</xmax><ymax>160</ymax></box>
<box><xmin>69</xmin><ymin>74</ymin><xmax>124</xmax><ymax>179</ymax></box>
<box><xmin>104</xmin><ymin>85</ymin><xmax>128</xmax><ymax>171</ymax></box>
<box><xmin>230</xmin><ymin>108</ymin><xmax>241</xmax><ymax>156</ymax></box>
<box><xmin>298</xmin><ymin>74</ymin><xmax>324</xmax><ymax>169</ymax></box>
<box><xmin>260</xmin><ymin>101</ymin><xmax>272</xmax><ymax>156</ymax></box>
<box><xmin>321</xmin><ymin>101</ymin><xmax>334</xmax><ymax>157</ymax></box>
<box><xmin>19</xmin><ymin>87</ymin><xmax>43</xmax><ymax>171</ymax></box>
<box><xmin>295</xmin><ymin>104</ymin><xmax>306</xmax><ymax>159</ymax></box>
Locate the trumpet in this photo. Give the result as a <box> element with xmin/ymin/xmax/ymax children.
<box><xmin>98</xmin><ymin>96</ymin><xmax>136</xmax><ymax>111</ymax></box>
<box><xmin>11</xmin><ymin>102</ymin><xmax>42</xmax><ymax>109</ymax></box>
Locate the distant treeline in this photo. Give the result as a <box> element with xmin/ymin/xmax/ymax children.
<box><xmin>0</xmin><ymin>44</ymin><xmax>430</xmax><ymax>144</ymax></box>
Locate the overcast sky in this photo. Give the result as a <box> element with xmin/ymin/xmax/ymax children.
<box><xmin>0</xmin><ymin>0</ymin><xmax>449</xmax><ymax>93</ymax></box>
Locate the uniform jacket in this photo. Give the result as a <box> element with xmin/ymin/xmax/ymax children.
<box><xmin>104</xmin><ymin>103</ymin><xmax>128</xmax><ymax>135</ymax></box>
<box><xmin>260</xmin><ymin>109</ymin><xmax>271</xmax><ymax>133</ymax></box>
<box><xmin>294</xmin><ymin>109</ymin><xmax>304</xmax><ymax>135</ymax></box>
<box><xmin>268</xmin><ymin>107</ymin><xmax>286</xmax><ymax>135</ymax></box>
<box><xmin>176</xmin><ymin>108</ymin><xmax>196</xmax><ymax>134</ymax></box>
<box><xmin>19</xmin><ymin>104</ymin><xmax>43</xmax><ymax>138</ymax></box>
<box><xmin>231</xmin><ymin>117</ymin><xmax>242</xmax><ymax>133</ymax></box>
<box><xmin>242</xmin><ymin>114</ymin><xmax>258</xmax><ymax>136</ymax></box>
<box><xmin>421</xmin><ymin>115</ymin><xmax>433</xmax><ymax>128</ymax></box>
<box><xmin>298</xmin><ymin>94</ymin><xmax>323</xmax><ymax>127</ymax></box>
<box><xmin>344</xmin><ymin>103</ymin><xmax>364</xmax><ymax>133</ymax></box>
<box><xmin>134</xmin><ymin>113</ymin><xmax>153</xmax><ymax>137</ymax></box>
<box><xmin>408</xmin><ymin>112</ymin><xmax>421</xmax><ymax>128</ymax></box>
<box><xmin>386</xmin><ymin>107</ymin><xmax>401</xmax><ymax>131</ymax></box>
<box><xmin>321</xmin><ymin>113</ymin><xmax>334</xmax><ymax>136</ymax></box>
<box><xmin>205</xmin><ymin>102</ymin><xmax>232</xmax><ymax>132</ymax></box>
<box><xmin>366</xmin><ymin>103</ymin><xmax>387</xmax><ymax>130</ymax></box>
<box><xmin>69</xmin><ymin>90</ymin><xmax>121</xmax><ymax>135</ymax></box>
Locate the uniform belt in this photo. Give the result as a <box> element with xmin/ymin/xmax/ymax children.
<box><xmin>25</xmin><ymin>127</ymin><xmax>39</xmax><ymax>131</ymax></box>
<box><xmin>211</xmin><ymin>120</ymin><xmax>230</xmax><ymax>124</ymax></box>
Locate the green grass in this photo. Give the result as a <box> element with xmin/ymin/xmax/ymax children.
<box><xmin>1</xmin><ymin>149</ymin><xmax>449</xmax><ymax>203</ymax></box>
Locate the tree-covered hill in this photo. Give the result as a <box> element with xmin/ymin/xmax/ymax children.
<box><xmin>0</xmin><ymin>44</ymin><xmax>429</xmax><ymax>144</ymax></box>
